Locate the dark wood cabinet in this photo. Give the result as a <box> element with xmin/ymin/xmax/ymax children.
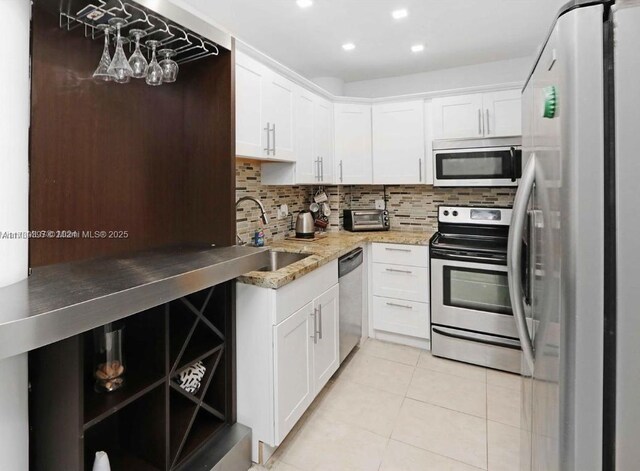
<box><xmin>30</xmin><ymin>282</ymin><xmax>235</xmax><ymax>470</ymax></box>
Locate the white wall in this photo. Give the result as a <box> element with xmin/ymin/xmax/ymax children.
<box><xmin>0</xmin><ymin>0</ymin><xmax>31</xmax><ymax>469</ymax></box>
<box><xmin>343</xmin><ymin>56</ymin><xmax>533</xmax><ymax>98</ymax></box>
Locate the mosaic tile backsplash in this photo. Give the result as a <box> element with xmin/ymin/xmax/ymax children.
<box><xmin>236</xmin><ymin>160</ymin><xmax>516</xmax><ymax>244</ymax></box>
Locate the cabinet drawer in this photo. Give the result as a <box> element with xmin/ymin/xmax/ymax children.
<box><xmin>372</xmin><ymin>263</ymin><xmax>429</xmax><ymax>303</ymax></box>
<box><xmin>372</xmin><ymin>243</ymin><xmax>428</xmax><ymax>267</ymax></box>
<box><xmin>372</xmin><ymin>296</ymin><xmax>429</xmax><ymax>339</ymax></box>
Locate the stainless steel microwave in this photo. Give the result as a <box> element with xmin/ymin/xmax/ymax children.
<box><xmin>433</xmin><ymin>138</ymin><xmax>522</xmax><ymax>187</ymax></box>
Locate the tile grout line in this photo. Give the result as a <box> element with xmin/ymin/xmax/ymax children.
<box><xmin>486</xmin><ymin>369</ymin><xmax>490</xmax><ymax>471</ymax></box>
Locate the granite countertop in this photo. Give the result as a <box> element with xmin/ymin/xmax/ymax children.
<box><xmin>237</xmin><ymin>230</ymin><xmax>435</xmax><ymax>289</ymax></box>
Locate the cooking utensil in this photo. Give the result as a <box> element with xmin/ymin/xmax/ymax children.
<box><xmin>295</xmin><ymin>211</ymin><xmax>315</xmax><ymax>238</ymax></box>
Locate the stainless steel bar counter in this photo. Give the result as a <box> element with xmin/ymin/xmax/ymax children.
<box><xmin>0</xmin><ymin>245</ymin><xmax>269</xmax><ymax>361</ymax></box>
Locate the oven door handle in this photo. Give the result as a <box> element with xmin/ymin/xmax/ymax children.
<box><xmin>432</xmin><ymin>327</ymin><xmax>521</xmax><ymax>350</ymax></box>
<box><xmin>507</xmin><ymin>153</ymin><xmax>536</xmax><ymax>371</ymax></box>
<box><xmin>430</xmin><ymin>248</ymin><xmax>506</xmax><ymax>265</ymax></box>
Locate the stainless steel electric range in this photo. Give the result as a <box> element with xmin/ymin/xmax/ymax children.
<box><xmin>429</xmin><ymin>206</ymin><xmax>522</xmax><ymax>373</ymax></box>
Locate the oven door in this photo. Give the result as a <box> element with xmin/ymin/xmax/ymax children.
<box><xmin>431</xmin><ymin>257</ymin><xmax>519</xmax><ymax>338</ymax></box>
<box><xmin>433</xmin><ymin>146</ymin><xmax>522</xmax><ymax>187</ymax></box>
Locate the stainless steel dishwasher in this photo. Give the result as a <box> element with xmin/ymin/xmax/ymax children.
<box><xmin>338</xmin><ymin>247</ymin><xmax>364</xmax><ymax>363</ymax></box>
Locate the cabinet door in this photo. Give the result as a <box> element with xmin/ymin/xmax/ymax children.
<box><xmin>372</xmin><ymin>100</ymin><xmax>425</xmax><ymax>184</ymax></box>
<box><xmin>235</xmin><ymin>51</ymin><xmax>269</xmax><ymax>158</ymax></box>
<box><xmin>313</xmin><ymin>285</ymin><xmax>339</xmax><ymax>393</ymax></box>
<box><xmin>294</xmin><ymin>90</ymin><xmax>316</xmax><ymax>184</ymax></box>
<box><xmin>483</xmin><ymin>89</ymin><xmax>522</xmax><ymax>137</ymax></box>
<box><xmin>334</xmin><ymin>104</ymin><xmax>372</xmax><ymax>184</ymax></box>
<box><xmin>266</xmin><ymin>75</ymin><xmax>296</xmax><ymax>161</ymax></box>
<box><xmin>274</xmin><ymin>301</ymin><xmax>314</xmax><ymax>444</ymax></box>
<box><xmin>432</xmin><ymin>94</ymin><xmax>484</xmax><ymax>139</ymax></box>
<box><xmin>315</xmin><ymin>98</ymin><xmax>334</xmax><ymax>184</ymax></box>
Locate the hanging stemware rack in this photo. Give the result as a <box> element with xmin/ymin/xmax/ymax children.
<box><xmin>59</xmin><ymin>0</ymin><xmax>220</xmax><ymax>66</ymax></box>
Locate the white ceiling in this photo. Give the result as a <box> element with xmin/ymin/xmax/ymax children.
<box><xmin>177</xmin><ymin>0</ymin><xmax>566</xmax><ymax>83</ymax></box>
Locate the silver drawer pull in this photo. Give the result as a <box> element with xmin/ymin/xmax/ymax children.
<box><xmin>386</xmin><ymin>302</ymin><xmax>413</xmax><ymax>310</ymax></box>
<box><xmin>384</xmin><ymin>247</ymin><xmax>411</xmax><ymax>252</ymax></box>
<box><xmin>385</xmin><ymin>268</ymin><xmax>413</xmax><ymax>274</ymax></box>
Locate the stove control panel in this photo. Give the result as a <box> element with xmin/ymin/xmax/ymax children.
<box><xmin>438</xmin><ymin>206</ymin><xmax>512</xmax><ymax>226</ymax></box>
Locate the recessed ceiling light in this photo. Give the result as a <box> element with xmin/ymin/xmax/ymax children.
<box><xmin>296</xmin><ymin>0</ymin><xmax>313</xmax><ymax>8</ymax></box>
<box><xmin>392</xmin><ymin>9</ymin><xmax>408</xmax><ymax>19</ymax></box>
<box><xmin>342</xmin><ymin>43</ymin><xmax>356</xmax><ymax>51</ymax></box>
<box><xmin>411</xmin><ymin>44</ymin><xmax>425</xmax><ymax>53</ymax></box>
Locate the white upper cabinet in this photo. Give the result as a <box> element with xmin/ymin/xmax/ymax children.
<box><xmin>432</xmin><ymin>90</ymin><xmax>522</xmax><ymax>140</ymax></box>
<box><xmin>334</xmin><ymin>104</ymin><xmax>373</xmax><ymax>184</ymax></box>
<box><xmin>266</xmin><ymin>74</ymin><xmax>296</xmax><ymax>160</ymax></box>
<box><xmin>314</xmin><ymin>98</ymin><xmax>334</xmax><ymax>184</ymax></box>
<box><xmin>293</xmin><ymin>90</ymin><xmax>334</xmax><ymax>184</ymax></box>
<box><xmin>483</xmin><ymin>89</ymin><xmax>522</xmax><ymax>137</ymax></box>
<box><xmin>236</xmin><ymin>51</ymin><xmax>269</xmax><ymax>158</ymax></box>
<box><xmin>372</xmin><ymin>100</ymin><xmax>426</xmax><ymax>184</ymax></box>
<box><xmin>432</xmin><ymin>93</ymin><xmax>485</xmax><ymax>140</ymax></box>
<box><xmin>235</xmin><ymin>50</ymin><xmax>296</xmax><ymax>161</ymax></box>
<box><xmin>293</xmin><ymin>90</ymin><xmax>316</xmax><ymax>184</ymax></box>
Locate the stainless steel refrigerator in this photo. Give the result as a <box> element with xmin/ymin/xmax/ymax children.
<box><xmin>509</xmin><ymin>1</ymin><xmax>639</xmax><ymax>469</ymax></box>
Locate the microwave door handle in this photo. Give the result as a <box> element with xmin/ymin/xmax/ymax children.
<box><xmin>507</xmin><ymin>153</ymin><xmax>536</xmax><ymax>372</ymax></box>
<box><xmin>510</xmin><ymin>147</ymin><xmax>517</xmax><ymax>182</ymax></box>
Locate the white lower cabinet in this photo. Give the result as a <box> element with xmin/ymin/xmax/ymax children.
<box><xmin>236</xmin><ymin>261</ymin><xmax>339</xmax><ymax>463</ymax></box>
<box><xmin>370</xmin><ymin>243</ymin><xmax>430</xmax><ymax>345</ymax></box>
<box><xmin>274</xmin><ymin>301</ymin><xmax>315</xmax><ymax>443</ymax></box>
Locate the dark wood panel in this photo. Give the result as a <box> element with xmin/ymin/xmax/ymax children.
<box><xmin>29</xmin><ymin>5</ymin><xmax>235</xmax><ymax>266</ymax></box>
<box><xmin>29</xmin><ymin>336</ymin><xmax>84</xmax><ymax>471</ymax></box>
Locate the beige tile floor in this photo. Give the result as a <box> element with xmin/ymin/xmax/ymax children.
<box><xmin>251</xmin><ymin>339</ymin><xmax>523</xmax><ymax>471</ymax></box>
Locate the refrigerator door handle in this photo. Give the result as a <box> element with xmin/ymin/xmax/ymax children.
<box><xmin>507</xmin><ymin>153</ymin><xmax>536</xmax><ymax>371</ymax></box>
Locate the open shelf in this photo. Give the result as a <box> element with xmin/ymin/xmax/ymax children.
<box><xmin>83</xmin><ymin>306</ymin><xmax>166</xmax><ymax>427</ymax></box>
<box><xmin>200</xmin><ymin>286</ymin><xmax>228</xmax><ymax>340</ymax></box>
<box><xmin>203</xmin><ymin>349</ymin><xmax>227</xmax><ymax>415</ymax></box>
<box><xmin>175</xmin><ymin>322</ymin><xmax>223</xmax><ymax>372</ymax></box>
<box><xmin>172</xmin><ymin>348</ymin><xmax>223</xmax><ymax>402</ymax></box>
<box><xmin>169</xmin><ymin>388</ymin><xmax>198</xmax><ymax>465</ymax></box>
<box><xmin>169</xmin><ymin>300</ymin><xmax>199</xmax><ymax>369</ymax></box>
<box><xmin>84</xmin><ymin>384</ymin><xmax>166</xmax><ymax>471</ymax></box>
<box><xmin>31</xmin><ymin>283</ymin><xmax>233</xmax><ymax>471</ymax></box>
<box><xmin>175</xmin><ymin>408</ymin><xmax>225</xmax><ymax>467</ymax></box>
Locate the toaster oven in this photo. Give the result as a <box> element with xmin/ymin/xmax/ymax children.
<box><xmin>343</xmin><ymin>209</ymin><xmax>390</xmax><ymax>232</ymax></box>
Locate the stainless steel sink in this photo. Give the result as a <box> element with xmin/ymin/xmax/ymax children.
<box><xmin>257</xmin><ymin>251</ymin><xmax>310</xmax><ymax>272</ymax></box>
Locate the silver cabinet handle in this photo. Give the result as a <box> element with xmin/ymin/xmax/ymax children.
<box><xmin>339</xmin><ymin>160</ymin><xmax>344</xmax><ymax>183</ymax></box>
<box><xmin>419</xmin><ymin>158</ymin><xmax>423</xmax><ymax>182</ymax></box>
<box><xmin>385</xmin><ymin>268</ymin><xmax>413</xmax><ymax>274</ymax></box>
<box><xmin>385</xmin><ymin>247</ymin><xmax>411</xmax><ymax>252</ymax></box>
<box><xmin>478</xmin><ymin>109</ymin><xmax>482</xmax><ymax>135</ymax></box>
<box><xmin>386</xmin><ymin>302</ymin><xmax>413</xmax><ymax>310</ymax></box>
<box><xmin>310</xmin><ymin>308</ymin><xmax>318</xmax><ymax>344</ymax></box>
<box><xmin>486</xmin><ymin>109</ymin><xmax>491</xmax><ymax>135</ymax></box>
<box><xmin>316</xmin><ymin>157</ymin><xmax>321</xmax><ymax>181</ymax></box>
<box><xmin>507</xmin><ymin>153</ymin><xmax>536</xmax><ymax>371</ymax></box>
<box><xmin>272</xmin><ymin>123</ymin><xmax>277</xmax><ymax>155</ymax></box>
<box><xmin>264</xmin><ymin>122</ymin><xmax>271</xmax><ymax>155</ymax></box>
<box><xmin>318</xmin><ymin>304</ymin><xmax>323</xmax><ymax>340</ymax></box>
